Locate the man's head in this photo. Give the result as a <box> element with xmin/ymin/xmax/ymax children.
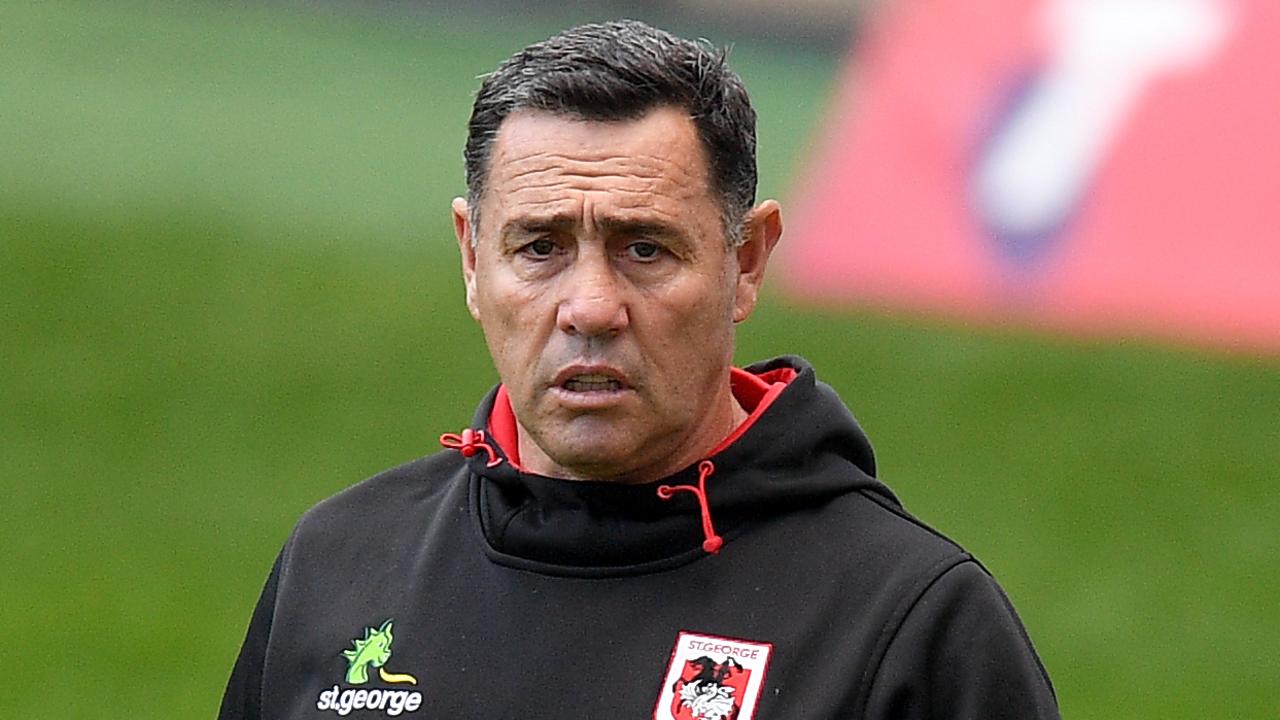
<box><xmin>463</xmin><ymin>19</ymin><xmax>757</xmax><ymax>246</ymax></box>
<box><xmin>452</xmin><ymin>21</ymin><xmax>782</xmax><ymax>484</ymax></box>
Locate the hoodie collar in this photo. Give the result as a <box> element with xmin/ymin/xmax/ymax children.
<box><xmin>483</xmin><ymin>366</ymin><xmax>794</xmax><ymax>472</ymax></box>
<box><xmin>442</xmin><ymin>356</ymin><xmax>890</xmax><ymax>576</ymax></box>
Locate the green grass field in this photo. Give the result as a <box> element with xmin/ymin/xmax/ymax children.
<box><xmin>3</xmin><ymin>2</ymin><xmax>1277</xmax><ymax>717</ymax></box>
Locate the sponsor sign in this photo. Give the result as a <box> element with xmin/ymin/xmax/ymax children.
<box><xmin>316</xmin><ymin>619</ymin><xmax>422</xmax><ymax>716</ymax></box>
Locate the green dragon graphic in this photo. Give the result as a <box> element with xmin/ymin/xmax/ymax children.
<box><xmin>341</xmin><ymin>619</ymin><xmax>409</xmax><ymax>685</ymax></box>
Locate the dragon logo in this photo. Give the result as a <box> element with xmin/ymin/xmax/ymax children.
<box><xmin>656</xmin><ymin>632</ymin><xmax>771</xmax><ymax>720</ymax></box>
<box><xmin>342</xmin><ymin>619</ymin><xmax>418</xmax><ymax>685</ymax></box>
<box><xmin>317</xmin><ymin>619</ymin><xmax>423</xmax><ymax>716</ymax></box>
<box><xmin>670</xmin><ymin>656</ymin><xmax>749</xmax><ymax>720</ymax></box>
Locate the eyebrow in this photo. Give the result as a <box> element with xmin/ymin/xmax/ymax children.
<box><xmin>500</xmin><ymin>214</ymin><xmax>688</xmax><ymax>243</ymax></box>
<box><xmin>501</xmin><ymin>214</ymin><xmax>574</xmax><ymax>239</ymax></box>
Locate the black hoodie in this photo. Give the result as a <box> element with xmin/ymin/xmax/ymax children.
<box><xmin>220</xmin><ymin>357</ymin><xmax>1058</xmax><ymax>719</ymax></box>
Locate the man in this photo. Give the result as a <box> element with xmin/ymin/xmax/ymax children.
<box><xmin>221</xmin><ymin>20</ymin><xmax>1059</xmax><ymax>719</ymax></box>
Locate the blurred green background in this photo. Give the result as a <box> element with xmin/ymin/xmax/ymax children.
<box><xmin>2</xmin><ymin>1</ymin><xmax>1277</xmax><ymax>717</ymax></box>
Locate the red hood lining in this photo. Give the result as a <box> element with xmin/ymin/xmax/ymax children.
<box><xmin>487</xmin><ymin>366</ymin><xmax>797</xmax><ymax>472</ymax></box>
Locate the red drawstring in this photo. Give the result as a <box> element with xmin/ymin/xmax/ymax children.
<box><xmin>439</xmin><ymin>428</ymin><xmax>502</xmax><ymax>468</ymax></box>
<box><xmin>657</xmin><ymin>460</ymin><xmax>724</xmax><ymax>554</ymax></box>
<box><xmin>445</xmin><ymin>428</ymin><xmax>721</xmax><ymax>553</ymax></box>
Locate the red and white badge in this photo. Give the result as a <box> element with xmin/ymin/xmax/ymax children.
<box><xmin>653</xmin><ymin>631</ymin><xmax>773</xmax><ymax>720</ymax></box>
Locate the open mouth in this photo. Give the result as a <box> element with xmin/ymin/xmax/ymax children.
<box><xmin>562</xmin><ymin>373</ymin><xmax>624</xmax><ymax>392</ymax></box>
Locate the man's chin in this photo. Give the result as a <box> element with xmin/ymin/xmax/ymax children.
<box><xmin>520</xmin><ymin>407</ymin><xmax>671</xmax><ymax>481</ymax></box>
<box><xmin>529</xmin><ymin>429</ymin><xmax>661</xmax><ymax>482</ymax></box>
<box><xmin>541</xmin><ymin>446</ymin><xmax>647</xmax><ymax>482</ymax></box>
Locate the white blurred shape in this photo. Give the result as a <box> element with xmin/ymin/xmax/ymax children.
<box><xmin>974</xmin><ymin>0</ymin><xmax>1233</xmax><ymax>244</ymax></box>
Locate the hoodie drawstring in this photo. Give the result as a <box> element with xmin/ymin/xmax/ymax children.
<box><xmin>445</xmin><ymin>428</ymin><xmax>721</xmax><ymax>554</ymax></box>
<box><xmin>657</xmin><ymin>460</ymin><xmax>724</xmax><ymax>554</ymax></box>
<box><xmin>440</xmin><ymin>428</ymin><xmax>502</xmax><ymax>468</ymax></box>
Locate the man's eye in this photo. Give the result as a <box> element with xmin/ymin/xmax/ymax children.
<box><xmin>627</xmin><ymin>241</ymin><xmax>662</xmax><ymax>261</ymax></box>
<box><xmin>520</xmin><ymin>238</ymin><xmax>556</xmax><ymax>257</ymax></box>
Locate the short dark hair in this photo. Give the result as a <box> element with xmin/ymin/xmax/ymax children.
<box><xmin>463</xmin><ymin>20</ymin><xmax>758</xmax><ymax>246</ymax></box>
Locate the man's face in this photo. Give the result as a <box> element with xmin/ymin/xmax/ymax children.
<box><xmin>454</xmin><ymin>106</ymin><xmax>778</xmax><ymax>483</ymax></box>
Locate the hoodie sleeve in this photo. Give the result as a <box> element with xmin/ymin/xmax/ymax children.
<box><xmin>864</xmin><ymin>560</ymin><xmax>1060</xmax><ymax>720</ymax></box>
<box><xmin>217</xmin><ymin>551</ymin><xmax>283</xmax><ymax>720</ymax></box>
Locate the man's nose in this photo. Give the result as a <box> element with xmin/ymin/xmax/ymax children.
<box><xmin>556</xmin><ymin>254</ymin><xmax>629</xmax><ymax>338</ymax></box>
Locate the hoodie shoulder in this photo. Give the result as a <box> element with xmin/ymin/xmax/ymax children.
<box><xmin>862</xmin><ymin>559</ymin><xmax>1060</xmax><ymax>718</ymax></box>
<box><xmin>815</xmin><ymin>488</ymin><xmax>1058</xmax><ymax>716</ymax></box>
<box><xmin>291</xmin><ymin>450</ymin><xmax>467</xmax><ymax>549</ymax></box>
<box><xmin>828</xmin><ymin>486</ymin><xmax>973</xmax><ymax>580</ymax></box>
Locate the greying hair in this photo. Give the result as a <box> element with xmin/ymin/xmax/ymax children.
<box><xmin>463</xmin><ymin>20</ymin><xmax>758</xmax><ymax>247</ymax></box>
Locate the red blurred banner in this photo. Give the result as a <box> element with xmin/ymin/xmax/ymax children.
<box><xmin>782</xmin><ymin>0</ymin><xmax>1280</xmax><ymax>353</ymax></box>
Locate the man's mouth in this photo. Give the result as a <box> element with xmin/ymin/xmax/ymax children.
<box><xmin>562</xmin><ymin>373</ymin><xmax>624</xmax><ymax>392</ymax></box>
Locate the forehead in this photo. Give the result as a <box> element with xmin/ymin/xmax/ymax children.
<box><xmin>481</xmin><ymin>107</ymin><xmax>718</xmax><ymax>229</ymax></box>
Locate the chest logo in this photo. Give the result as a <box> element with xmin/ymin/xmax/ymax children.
<box><xmin>316</xmin><ymin>619</ymin><xmax>423</xmax><ymax>716</ymax></box>
<box><xmin>654</xmin><ymin>631</ymin><xmax>773</xmax><ymax>720</ymax></box>
<box><xmin>342</xmin><ymin>619</ymin><xmax>418</xmax><ymax>685</ymax></box>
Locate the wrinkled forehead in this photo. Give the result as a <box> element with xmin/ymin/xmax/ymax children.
<box><xmin>482</xmin><ymin>107</ymin><xmax>715</xmax><ymax>208</ymax></box>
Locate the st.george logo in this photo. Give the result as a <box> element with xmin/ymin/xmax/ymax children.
<box><xmin>316</xmin><ymin>619</ymin><xmax>423</xmax><ymax>716</ymax></box>
<box><xmin>342</xmin><ymin>619</ymin><xmax>418</xmax><ymax>685</ymax></box>
<box><xmin>655</xmin><ymin>632</ymin><xmax>773</xmax><ymax>720</ymax></box>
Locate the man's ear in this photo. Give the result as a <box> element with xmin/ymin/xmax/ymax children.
<box><xmin>732</xmin><ymin>199</ymin><xmax>783</xmax><ymax>323</ymax></box>
<box><xmin>452</xmin><ymin>196</ymin><xmax>481</xmax><ymax>322</ymax></box>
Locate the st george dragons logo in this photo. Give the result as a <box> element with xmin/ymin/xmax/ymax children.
<box><xmin>671</xmin><ymin>656</ymin><xmax>750</xmax><ymax>720</ymax></box>
<box><xmin>315</xmin><ymin>619</ymin><xmax>423</xmax><ymax>716</ymax></box>
<box><xmin>654</xmin><ymin>632</ymin><xmax>772</xmax><ymax>720</ymax></box>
